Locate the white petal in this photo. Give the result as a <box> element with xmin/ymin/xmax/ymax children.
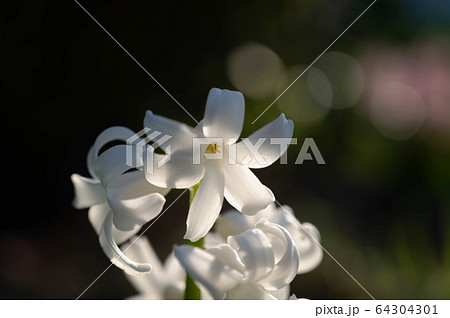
<box><xmin>122</xmin><ymin>236</ymin><xmax>165</xmax><ymax>295</ymax></box>
<box><xmin>244</xmin><ymin>203</ymin><xmax>279</xmax><ymax>227</ymax></box>
<box><xmin>236</xmin><ymin>114</ymin><xmax>294</xmax><ymax>168</ymax></box>
<box><xmin>163</xmin><ymin>286</ymin><xmax>185</xmax><ymax>300</ymax></box>
<box><xmin>202</xmin><ymin>88</ymin><xmax>245</xmax><ymax>141</ymax></box>
<box><xmin>87</xmin><ymin>126</ymin><xmax>136</xmax><ymax>180</ymax></box>
<box><xmin>87</xmin><ymin>203</ymin><xmax>110</xmax><ymax>236</ymax></box>
<box><xmin>205</xmin><ymin>244</ymin><xmax>246</xmax><ymax>274</ymax></box>
<box><xmin>203</xmin><ymin>232</ymin><xmax>226</xmax><ymax>248</ymax></box>
<box><xmin>126</xmin><ymin>292</ymin><xmax>163</xmax><ymax>300</ymax></box>
<box><xmin>71</xmin><ymin>174</ymin><xmax>105</xmax><ymax>209</ymax></box>
<box><xmin>256</xmin><ymin>220</ymin><xmax>300</xmax><ymax>290</ymax></box>
<box><xmin>226</xmin><ymin>283</ymin><xmax>277</xmax><ymax>300</ymax></box>
<box><xmin>269</xmin><ymin>285</ymin><xmax>290</xmax><ymax>300</ymax></box>
<box><xmin>143</xmin><ymin>111</ymin><xmax>199</xmax><ymax>152</ymax></box>
<box><xmin>227</xmin><ymin>229</ymin><xmax>274</xmax><ymax>283</ymax></box>
<box><xmin>261</xmin><ymin>206</ymin><xmax>323</xmax><ymax>274</ymax></box>
<box><xmin>199</xmin><ymin>286</ymin><xmax>214</xmax><ymax>300</ymax></box>
<box><xmin>174</xmin><ymin>245</ymin><xmax>242</xmax><ymax>300</ymax></box>
<box><xmin>98</xmin><ymin>212</ymin><xmax>152</xmax><ymax>275</ymax></box>
<box><xmin>161</xmin><ymin>254</ymin><xmax>186</xmax><ymax>300</ymax></box>
<box><xmin>255</xmin><ymin>204</ymin><xmax>293</xmax><ymax>225</ymax></box>
<box><xmin>194</xmin><ymin>119</ymin><xmax>204</xmax><ymax>135</ymax></box>
<box><xmin>223</xmin><ymin>164</ymin><xmax>275</xmax><ymax>215</ymax></box>
<box><xmin>144</xmin><ymin>148</ymin><xmax>204</xmax><ymax>189</ymax></box>
<box><xmin>215</xmin><ymin>210</ymin><xmax>252</xmax><ymax>238</ymax></box>
<box><xmin>108</xmin><ymin>170</ymin><xmax>170</xmax><ymax>198</ymax></box>
<box><xmin>87</xmin><ymin>203</ymin><xmax>138</xmax><ymax>245</ymax></box>
<box><xmin>163</xmin><ymin>253</ymin><xmax>186</xmax><ymax>288</ymax></box>
<box><xmin>295</xmin><ymin>222</ymin><xmax>323</xmax><ymax>274</ymax></box>
<box><xmin>184</xmin><ymin>166</ymin><xmax>225</xmax><ymax>241</ymax></box>
<box><xmin>93</xmin><ymin>145</ymin><xmax>130</xmax><ymax>188</ymax></box>
<box><xmin>106</xmin><ymin>171</ymin><xmax>170</xmax><ymax>232</ymax></box>
<box><xmin>107</xmin><ymin>191</ymin><xmax>166</xmax><ymax>232</ymax></box>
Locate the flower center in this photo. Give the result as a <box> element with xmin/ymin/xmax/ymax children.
<box><xmin>204</xmin><ymin>142</ymin><xmax>220</xmax><ymax>154</ymax></box>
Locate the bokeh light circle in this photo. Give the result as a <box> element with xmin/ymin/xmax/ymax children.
<box><xmin>276</xmin><ymin>65</ymin><xmax>332</xmax><ymax>126</ymax></box>
<box><xmin>315</xmin><ymin>51</ymin><xmax>364</xmax><ymax>109</ymax></box>
<box><xmin>227</xmin><ymin>42</ymin><xmax>284</xmax><ymax>99</ymax></box>
<box><xmin>370</xmin><ymin>81</ymin><xmax>425</xmax><ymax>140</ymax></box>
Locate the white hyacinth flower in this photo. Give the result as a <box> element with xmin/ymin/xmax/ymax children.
<box><xmin>215</xmin><ymin>204</ymin><xmax>323</xmax><ymax>274</ymax></box>
<box><xmin>143</xmin><ymin>88</ymin><xmax>294</xmax><ymax>241</ymax></box>
<box><xmin>71</xmin><ymin>127</ymin><xmax>169</xmax><ymax>274</ymax></box>
<box><xmin>174</xmin><ymin>219</ymin><xmax>300</xmax><ymax>300</ymax></box>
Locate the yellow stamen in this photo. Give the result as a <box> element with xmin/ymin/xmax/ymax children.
<box><xmin>205</xmin><ymin>143</ymin><xmax>220</xmax><ymax>154</ymax></box>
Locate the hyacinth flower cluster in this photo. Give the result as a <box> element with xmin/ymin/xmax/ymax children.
<box><xmin>72</xmin><ymin>88</ymin><xmax>323</xmax><ymax>299</ymax></box>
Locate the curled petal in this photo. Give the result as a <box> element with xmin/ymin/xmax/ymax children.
<box><xmin>265</xmin><ymin>206</ymin><xmax>323</xmax><ymax>274</ymax></box>
<box><xmin>256</xmin><ymin>220</ymin><xmax>300</xmax><ymax>290</ymax></box>
<box><xmin>223</xmin><ymin>164</ymin><xmax>275</xmax><ymax>215</ymax></box>
<box><xmin>107</xmin><ymin>191</ymin><xmax>166</xmax><ymax>232</ymax></box>
<box><xmin>205</xmin><ymin>244</ymin><xmax>246</xmax><ymax>274</ymax></box>
<box><xmin>144</xmin><ymin>111</ymin><xmax>199</xmax><ymax>152</ymax></box>
<box><xmin>106</xmin><ymin>170</ymin><xmax>169</xmax><ymax>232</ymax></box>
<box><xmin>87</xmin><ymin>203</ymin><xmax>111</xmax><ymax>236</ymax></box>
<box><xmin>296</xmin><ymin>222</ymin><xmax>323</xmax><ymax>274</ymax></box>
<box><xmin>236</xmin><ymin>114</ymin><xmax>294</xmax><ymax>168</ymax></box>
<box><xmin>99</xmin><ymin>212</ymin><xmax>152</xmax><ymax>275</ymax></box>
<box><xmin>108</xmin><ymin>169</ymin><xmax>169</xmax><ymax>198</ymax></box>
<box><xmin>249</xmin><ymin>204</ymin><xmax>323</xmax><ymax>274</ymax></box>
<box><xmin>184</xmin><ymin>166</ymin><xmax>225</xmax><ymax>241</ymax></box>
<box><xmin>202</xmin><ymin>88</ymin><xmax>245</xmax><ymax>141</ymax></box>
<box><xmin>88</xmin><ymin>203</ymin><xmax>138</xmax><ymax>245</ymax></box>
<box><xmin>93</xmin><ymin>145</ymin><xmax>131</xmax><ymax>188</ymax></box>
<box><xmin>122</xmin><ymin>236</ymin><xmax>165</xmax><ymax>296</ymax></box>
<box><xmin>253</xmin><ymin>204</ymin><xmax>293</xmax><ymax>225</ymax></box>
<box><xmin>227</xmin><ymin>229</ymin><xmax>274</xmax><ymax>283</ymax></box>
<box><xmin>244</xmin><ymin>203</ymin><xmax>279</xmax><ymax>227</ymax></box>
<box><xmin>87</xmin><ymin>126</ymin><xmax>135</xmax><ymax>179</ymax></box>
<box><xmin>144</xmin><ymin>147</ymin><xmax>204</xmax><ymax>189</ymax></box>
<box><xmin>71</xmin><ymin>174</ymin><xmax>105</xmax><ymax>209</ymax></box>
<box><xmin>174</xmin><ymin>245</ymin><xmax>242</xmax><ymax>300</ymax></box>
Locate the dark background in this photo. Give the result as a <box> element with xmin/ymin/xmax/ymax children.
<box><xmin>1</xmin><ymin>0</ymin><xmax>449</xmax><ymax>299</ymax></box>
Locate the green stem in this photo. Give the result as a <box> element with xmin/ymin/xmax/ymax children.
<box><xmin>184</xmin><ymin>181</ymin><xmax>203</xmax><ymax>300</ymax></box>
<box><xmin>189</xmin><ymin>181</ymin><xmax>201</xmax><ymax>205</ymax></box>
